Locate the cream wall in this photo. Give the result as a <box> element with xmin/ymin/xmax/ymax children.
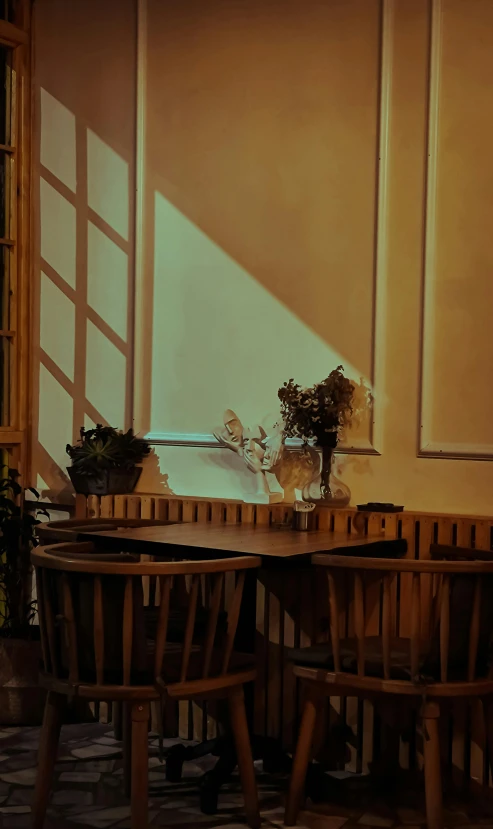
<box><xmin>34</xmin><ymin>0</ymin><xmax>493</xmax><ymax>516</ymax></box>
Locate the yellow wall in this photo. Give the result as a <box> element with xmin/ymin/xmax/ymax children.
<box><xmin>34</xmin><ymin>0</ymin><xmax>493</xmax><ymax>515</ymax></box>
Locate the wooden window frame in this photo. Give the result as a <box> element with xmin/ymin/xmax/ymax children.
<box><xmin>0</xmin><ymin>5</ymin><xmax>31</xmax><ymax>475</ymax></box>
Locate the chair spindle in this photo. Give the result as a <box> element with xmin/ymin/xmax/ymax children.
<box><xmin>327</xmin><ymin>571</ymin><xmax>341</xmax><ymax>672</ymax></box>
<box><xmin>123</xmin><ymin>576</ymin><xmax>133</xmax><ymax>685</ymax></box>
<box><xmin>203</xmin><ymin>573</ymin><xmax>224</xmax><ymax>678</ymax></box>
<box><xmin>410</xmin><ymin>572</ymin><xmax>421</xmax><ymax>678</ymax></box>
<box><xmin>93</xmin><ymin>575</ymin><xmax>105</xmax><ymax>685</ymax></box>
<box><xmin>354</xmin><ymin>571</ymin><xmax>365</xmax><ymax>676</ymax></box>
<box><xmin>180</xmin><ymin>574</ymin><xmax>199</xmax><ymax>682</ymax></box>
<box><xmin>42</xmin><ymin>570</ymin><xmax>59</xmax><ymax>677</ymax></box>
<box><xmin>154</xmin><ymin>575</ymin><xmax>172</xmax><ymax>679</ymax></box>
<box><xmin>61</xmin><ymin>574</ymin><xmax>78</xmax><ymax>684</ymax></box>
<box><xmin>382</xmin><ymin>572</ymin><xmax>392</xmax><ymax>680</ymax></box>
<box><xmin>222</xmin><ymin>570</ymin><xmax>246</xmax><ymax>674</ymax></box>
<box><xmin>35</xmin><ymin>568</ymin><xmax>50</xmax><ymax>673</ymax></box>
<box><xmin>468</xmin><ymin>576</ymin><xmax>482</xmax><ymax>681</ymax></box>
<box><xmin>440</xmin><ymin>574</ymin><xmax>450</xmax><ymax>683</ymax></box>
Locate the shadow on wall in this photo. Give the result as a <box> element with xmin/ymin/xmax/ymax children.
<box><xmin>36</xmin><ymin>89</ymin><xmax>375</xmax><ymax>504</ymax></box>
<box><xmin>137</xmin><ymin>450</ymin><xmax>174</xmax><ymax>495</ymax></box>
<box><xmin>35</xmin><ymin>89</ymin><xmax>133</xmax><ymax>502</ymax></box>
<box><xmin>36</xmin><ymin>0</ymin><xmax>382</xmax><ymax>502</ymax></box>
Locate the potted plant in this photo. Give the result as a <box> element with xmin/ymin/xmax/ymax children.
<box><xmin>0</xmin><ymin>468</ymin><xmax>46</xmax><ymax>724</ymax></box>
<box><xmin>278</xmin><ymin>365</ymin><xmax>355</xmax><ymax>503</ymax></box>
<box><xmin>66</xmin><ymin>424</ymin><xmax>151</xmax><ymax>496</ymax></box>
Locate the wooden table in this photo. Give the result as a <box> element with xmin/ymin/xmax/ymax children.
<box><xmin>79</xmin><ymin>522</ymin><xmax>404</xmax><ymax>563</ymax></box>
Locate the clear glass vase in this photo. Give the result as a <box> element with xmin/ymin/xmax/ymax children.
<box><xmin>301</xmin><ymin>445</ymin><xmax>351</xmax><ymax>506</ymax></box>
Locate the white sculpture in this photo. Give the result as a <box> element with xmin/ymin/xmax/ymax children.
<box><xmin>213</xmin><ymin>410</ymin><xmax>284</xmax><ymax>503</ymax></box>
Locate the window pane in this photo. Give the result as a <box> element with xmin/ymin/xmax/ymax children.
<box><xmin>0</xmin><ymin>46</ymin><xmax>13</xmax><ymax>146</ymax></box>
<box><xmin>7</xmin><ymin>1</ymin><xmax>20</xmax><ymax>25</ymax></box>
<box><xmin>0</xmin><ymin>151</ymin><xmax>12</xmax><ymax>239</ymax></box>
<box><xmin>0</xmin><ymin>336</ymin><xmax>10</xmax><ymax>424</ymax></box>
<box><xmin>0</xmin><ymin>2</ymin><xmax>21</xmax><ymax>25</ymax></box>
<box><xmin>0</xmin><ymin>246</ymin><xmax>10</xmax><ymax>330</ymax></box>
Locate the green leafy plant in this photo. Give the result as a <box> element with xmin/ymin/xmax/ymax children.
<box><xmin>0</xmin><ymin>468</ymin><xmax>43</xmax><ymax>639</ymax></box>
<box><xmin>66</xmin><ymin>425</ymin><xmax>151</xmax><ymax>476</ymax></box>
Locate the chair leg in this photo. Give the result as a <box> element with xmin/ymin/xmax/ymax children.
<box><xmin>483</xmin><ymin>697</ymin><xmax>493</xmax><ymax>785</ymax></box>
<box><xmin>130</xmin><ymin>701</ymin><xmax>149</xmax><ymax>829</ymax></box>
<box><xmin>285</xmin><ymin>685</ymin><xmax>320</xmax><ymax>827</ymax></box>
<box><xmin>113</xmin><ymin>701</ymin><xmax>123</xmax><ymax>741</ymax></box>
<box><xmin>422</xmin><ymin>701</ymin><xmax>443</xmax><ymax>829</ymax></box>
<box><xmin>122</xmin><ymin>702</ymin><xmax>132</xmax><ymax>799</ymax></box>
<box><xmin>32</xmin><ymin>692</ymin><xmax>66</xmax><ymax>829</ymax></box>
<box><xmin>228</xmin><ymin>686</ymin><xmax>260</xmax><ymax>829</ymax></box>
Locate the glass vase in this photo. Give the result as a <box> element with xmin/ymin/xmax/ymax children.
<box><xmin>301</xmin><ymin>444</ymin><xmax>351</xmax><ymax>506</ymax></box>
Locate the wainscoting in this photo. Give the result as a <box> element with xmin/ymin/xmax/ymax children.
<box><xmin>76</xmin><ymin>494</ymin><xmax>493</xmax><ymax>791</ymax></box>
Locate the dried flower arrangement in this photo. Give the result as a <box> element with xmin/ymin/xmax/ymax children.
<box><xmin>278</xmin><ymin>366</ymin><xmax>355</xmax><ymax>499</ymax></box>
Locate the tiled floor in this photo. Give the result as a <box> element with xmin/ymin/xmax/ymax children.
<box><xmin>0</xmin><ymin>723</ymin><xmax>492</xmax><ymax>828</ymax></box>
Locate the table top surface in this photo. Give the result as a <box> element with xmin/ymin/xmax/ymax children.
<box><xmin>80</xmin><ymin>522</ymin><xmax>401</xmax><ymax>559</ymax></box>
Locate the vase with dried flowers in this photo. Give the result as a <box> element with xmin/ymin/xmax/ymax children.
<box><xmin>278</xmin><ymin>365</ymin><xmax>355</xmax><ymax>504</ymax></box>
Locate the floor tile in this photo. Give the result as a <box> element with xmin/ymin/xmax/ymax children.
<box><xmin>0</xmin><ymin>767</ymin><xmax>38</xmax><ymax>785</ymax></box>
<box><xmin>0</xmin><ymin>723</ymin><xmax>491</xmax><ymax>829</ymax></box>
<box><xmin>71</xmin><ymin>745</ymin><xmax>121</xmax><ymax>759</ymax></box>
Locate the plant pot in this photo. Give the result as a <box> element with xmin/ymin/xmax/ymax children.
<box><xmin>67</xmin><ymin>466</ymin><xmax>142</xmax><ymax>496</ymax></box>
<box><xmin>0</xmin><ymin>638</ymin><xmax>46</xmax><ymax>725</ymax></box>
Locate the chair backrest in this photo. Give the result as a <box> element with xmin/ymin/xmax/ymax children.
<box><xmin>312</xmin><ymin>554</ymin><xmax>493</xmax><ymax>686</ymax></box>
<box><xmin>430</xmin><ymin>543</ymin><xmax>493</xmax><ymax>561</ymax></box>
<box><xmin>32</xmin><ymin>542</ymin><xmax>261</xmax><ymax>691</ymax></box>
<box><xmin>36</xmin><ymin>518</ymin><xmax>175</xmax><ymax>544</ymax></box>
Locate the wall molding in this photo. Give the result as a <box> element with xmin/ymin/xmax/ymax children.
<box><xmin>133</xmin><ymin>0</ymin><xmax>389</xmax><ymax>460</ymax></box>
<box><xmin>417</xmin><ymin>0</ymin><xmax>492</xmax><ymax>461</ymax></box>
<box><xmin>144</xmin><ymin>431</ymin><xmax>380</xmax><ymax>455</ymax></box>
<box><xmin>370</xmin><ymin>0</ymin><xmax>393</xmax><ymax>456</ymax></box>
<box><xmin>418</xmin><ymin>0</ymin><xmax>443</xmax><ymax>457</ymax></box>
<box><xmin>133</xmin><ymin>0</ymin><xmax>149</xmax><ymax>433</ymax></box>
<box><xmin>419</xmin><ymin>441</ymin><xmax>493</xmax><ymax>462</ymax></box>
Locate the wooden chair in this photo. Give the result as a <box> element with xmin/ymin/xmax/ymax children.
<box><xmin>285</xmin><ymin>554</ymin><xmax>493</xmax><ymax>829</ymax></box>
<box><xmin>430</xmin><ymin>542</ymin><xmax>493</xmax><ymax>561</ymax></box>
<box><xmin>36</xmin><ymin>518</ymin><xmax>187</xmax><ymax>742</ymax></box>
<box><xmin>31</xmin><ymin>542</ymin><xmax>261</xmax><ymax>829</ymax></box>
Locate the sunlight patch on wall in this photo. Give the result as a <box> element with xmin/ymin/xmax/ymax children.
<box><xmin>87</xmin><ymin>129</ymin><xmax>129</xmax><ymax>240</ymax></box>
<box><xmin>40</xmin><ymin>89</ymin><xmax>76</xmax><ymax>192</ymax></box>
<box><xmin>150</xmin><ymin>192</ymin><xmax>368</xmax><ymax>435</ymax></box>
<box><xmin>38</xmin><ymin>365</ymin><xmax>74</xmax><ymax>471</ymax></box>
<box><xmin>87</xmin><ymin>221</ymin><xmax>128</xmax><ymax>340</ymax></box>
<box><xmin>40</xmin><ymin>178</ymin><xmax>76</xmax><ymax>288</ymax></box>
<box><xmin>40</xmin><ymin>272</ymin><xmax>75</xmax><ymax>381</ymax></box>
<box><xmin>85</xmin><ymin>320</ymin><xmax>126</xmax><ymax>427</ymax></box>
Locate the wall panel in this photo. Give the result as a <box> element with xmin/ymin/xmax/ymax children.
<box><xmin>139</xmin><ymin>0</ymin><xmax>386</xmax><ymax>453</ymax></box>
<box><xmin>420</xmin><ymin>0</ymin><xmax>493</xmax><ymax>458</ymax></box>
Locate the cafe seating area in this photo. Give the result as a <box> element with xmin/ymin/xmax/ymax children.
<box><xmin>2</xmin><ymin>1</ymin><xmax>493</xmax><ymax>827</ymax></box>
<box><xmin>0</xmin><ymin>503</ymin><xmax>487</xmax><ymax>828</ymax></box>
